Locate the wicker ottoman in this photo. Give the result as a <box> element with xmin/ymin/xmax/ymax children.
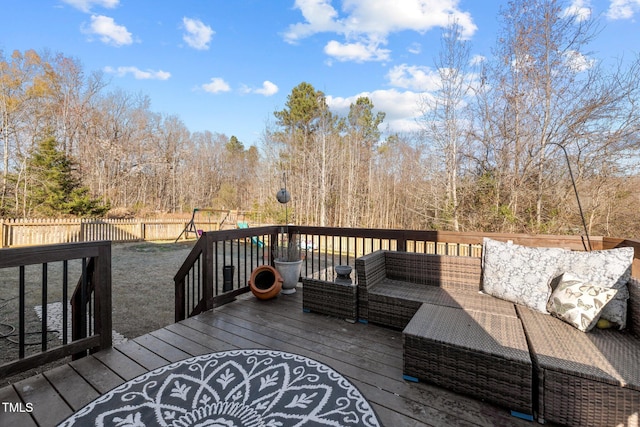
<box><xmin>517</xmin><ymin>305</ymin><xmax>640</xmax><ymax>427</ymax></box>
<box><xmin>302</xmin><ymin>268</ymin><xmax>358</xmax><ymax>322</ymax></box>
<box><xmin>403</xmin><ymin>303</ymin><xmax>533</xmax><ymax>418</ymax></box>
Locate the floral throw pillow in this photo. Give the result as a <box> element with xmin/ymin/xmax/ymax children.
<box><xmin>555</xmin><ymin>247</ymin><xmax>633</xmax><ymax>329</ymax></box>
<box><xmin>482</xmin><ymin>238</ymin><xmax>566</xmax><ymax>313</ymax></box>
<box><xmin>547</xmin><ymin>272</ymin><xmax>618</xmax><ymax>332</ymax></box>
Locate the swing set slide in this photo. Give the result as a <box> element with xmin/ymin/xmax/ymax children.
<box><xmin>237</xmin><ymin>221</ymin><xmax>265</xmax><ymax>247</ymax></box>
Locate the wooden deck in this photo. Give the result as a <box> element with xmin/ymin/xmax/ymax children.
<box><xmin>0</xmin><ymin>288</ymin><xmax>535</xmax><ymax>427</ymax></box>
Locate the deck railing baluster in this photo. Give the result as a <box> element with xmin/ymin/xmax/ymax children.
<box><xmin>63</xmin><ymin>260</ymin><xmax>68</xmax><ymax>345</ymax></box>
<box><xmin>42</xmin><ymin>263</ymin><xmax>48</xmax><ymax>352</ymax></box>
<box><xmin>19</xmin><ymin>266</ymin><xmax>25</xmax><ymax>359</ymax></box>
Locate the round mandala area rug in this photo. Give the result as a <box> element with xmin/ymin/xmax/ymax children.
<box><xmin>58</xmin><ymin>349</ymin><xmax>382</xmax><ymax>427</ymax></box>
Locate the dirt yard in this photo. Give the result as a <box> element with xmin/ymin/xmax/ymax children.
<box><xmin>109</xmin><ymin>241</ymin><xmax>195</xmax><ymax>338</ymax></box>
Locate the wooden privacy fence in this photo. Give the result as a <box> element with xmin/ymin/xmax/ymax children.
<box><xmin>0</xmin><ymin>218</ymin><xmax>219</xmax><ymax>248</ymax></box>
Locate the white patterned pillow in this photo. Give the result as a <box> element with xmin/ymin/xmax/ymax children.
<box><xmin>555</xmin><ymin>247</ymin><xmax>633</xmax><ymax>329</ymax></box>
<box><xmin>547</xmin><ymin>272</ymin><xmax>618</xmax><ymax>332</ymax></box>
<box><xmin>482</xmin><ymin>238</ymin><xmax>566</xmax><ymax>313</ymax></box>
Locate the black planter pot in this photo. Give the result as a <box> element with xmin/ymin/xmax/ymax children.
<box><xmin>223</xmin><ymin>265</ymin><xmax>235</xmax><ymax>292</ymax></box>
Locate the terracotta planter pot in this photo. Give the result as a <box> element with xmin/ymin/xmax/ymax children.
<box><xmin>249</xmin><ymin>265</ymin><xmax>283</xmax><ymax>300</ymax></box>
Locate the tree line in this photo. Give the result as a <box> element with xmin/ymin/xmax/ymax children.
<box><xmin>1</xmin><ymin>0</ymin><xmax>640</xmax><ymax>238</ymax></box>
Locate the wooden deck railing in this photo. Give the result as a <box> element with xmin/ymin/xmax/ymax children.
<box><xmin>0</xmin><ymin>241</ymin><xmax>112</xmax><ymax>378</ymax></box>
<box><xmin>174</xmin><ymin>226</ymin><xmax>274</xmax><ymax>321</ymax></box>
<box><xmin>175</xmin><ymin>226</ymin><xmax>640</xmax><ymax>321</ymax></box>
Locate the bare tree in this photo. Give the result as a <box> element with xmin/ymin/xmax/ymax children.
<box><xmin>419</xmin><ymin>21</ymin><xmax>474</xmax><ymax>231</ymax></box>
<box><xmin>474</xmin><ymin>0</ymin><xmax>640</xmax><ymax>234</ymax></box>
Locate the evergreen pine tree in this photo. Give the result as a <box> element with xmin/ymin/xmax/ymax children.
<box><xmin>27</xmin><ymin>136</ymin><xmax>109</xmax><ymax>217</ymax></box>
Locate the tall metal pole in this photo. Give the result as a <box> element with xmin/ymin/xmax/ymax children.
<box><xmin>283</xmin><ymin>172</ymin><xmax>288</xmax><ymax>225</ymax></box>
<box><xmin>547</xmin><ymin>142</ymin><xmax>592</xmax><ymax>251</ymax></box>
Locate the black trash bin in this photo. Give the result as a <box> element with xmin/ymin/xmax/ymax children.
<box><xmin>223</xmin><ymin>265</ymin><xmax>235</xmax><ymax>292</ymax></box>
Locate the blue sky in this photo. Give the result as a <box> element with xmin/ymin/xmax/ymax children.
<box><xmin>2</xmin><ymin>0</ymin><xmax>639</xmax><ymax>147</ymax></box>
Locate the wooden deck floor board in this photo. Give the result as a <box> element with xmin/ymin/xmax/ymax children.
<box><xmin>43</xmin><ymin>364</ymin><xmax>99</xmax><ymax>411</ymax></box>
<box><xmin>68</xmin><ymin>355</ymin><xmax>124</xmax><ymax>394</ymax></box>
<box><xmin>164</xmin><ymin>321</ymin><xmax>258</xmax><ymax>351</ymax></box>
<box><xmin>113</xmin><ymin>339</ymin><xmax>172</xmax><ymax>371</ymax></box>
<box><xmin>148</xmin><ymin>327</ymin><xmax>216</xmax><ymax>357</ymax></box>
<box><xmin>355</xmin><ymin>379</ymin><xmax>460</xmax><ymax>427</ymax></box>
<box><xmin>0</xmin><ymin>384</ymin><xmax>38</xmax><ymax>427</ymax></box>
<box><xmin>92</xmin><ymin>348</ymin><xmax>147</xmax><ymax>381</ymax></box>
<box><xmin>214</xmin><ymin>295</ymin><xmax>404</xmax><ymax>368</ymax></box>
<box><xmin>218</xmin><ymin>294</ymin><xmax>403</xmax><ymax>355</ymax></box>
<box><xmin>193</xmin><ymin>311</ymin><xmax>399</xmax><ymax>387</ymax></box>
<box><xmin>0</xmin><ymin>288</ymin><xmax>535</xmax><ymax>427</ymax></box>
<box><xmin>132</xmin><ymin>334</ymin><xmax>191</xmax><ymax>362</ymax></box>
<box><xmin>194</xmin><ymin>308</ymin><xmax>404</xmax><ymax>384</ymax></box>
<box><xmin>13</xmin><ymin>373</ymin><xmax>73</xmax><ymax>426</ymax></box>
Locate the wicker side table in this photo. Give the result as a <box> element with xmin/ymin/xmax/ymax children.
<box><xmin>302</xmin><ymin>267</ymin><xmax>358</xmax><ymax>323</ymax></box>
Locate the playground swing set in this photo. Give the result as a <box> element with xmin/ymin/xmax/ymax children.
<box><xmin>175</xmin><ymin>208</ymin><xmax>264</xmax><ymax>247</ymax></box>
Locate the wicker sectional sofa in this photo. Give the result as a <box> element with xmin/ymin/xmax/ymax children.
<box><xmin>355</xmin><ymin>249</ymin><xmax>640</xmax><ymax>427</ymax></box>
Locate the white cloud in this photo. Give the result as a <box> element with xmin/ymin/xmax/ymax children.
<box><xmin>104</xmin><ymin>66</ymin><xmax>171</xmax><ymax>80</ymax></box>
<box><xmin>327</xmin><ymin>89</ymin><xmax>424</xmax><ymax>134</ymax></box>
<box><xmin>339</xmin><ymin>0</ymin><xmax>476</xmax><ymax>38</ymax></box>
<box><xmin>202</xmin><ymin>77</ymin><xmax>231</xmax><ymax>94</ymax></box>
<box><xmin>83</xmin><ymin>14</ymin><xmax>132</xmax><ymax>46</ymax></box>
<box><xmin>607</xmin><ymin>0</ymin><xmax>640</xmax><ymax>19</ymax></box>
<box><xmin>324</xmin><ymin>40</ymin><xmax>390</xmax><ymax>62</ymax></box>
<box><xmin>62</xmin><ymin>0</ymin><xmax>119</xmax><ymax>13</ymax></box>
<box><xmin>241</xmin><ymin>81</ymin><xmax>279</xmax><ymax>96</ymax></box>
<box><xmin>562</xmin><ymin>0</ymin><xmax>592</xmax><ymax>21</ymax></box>
<box><xmin>284</xmin><ymin>0</ymin><xmax>477</xmax><ymax>62</ymax></box>
<box><xmin>470</xmin><ymin>54</ymin><xmax>486</xmax><ymax>66</ymax></box>
<box><xmin>182</xmin><ymin>17</ymin><xmax>214</xmax><ymax>50</ymax></box>
<box><xmin>283</xmin><ymin>0</ymin><xmax>342</xmax><ymax>43</ymax></box>
<box><xmin>386</xmin><ymin>64</ymin><xmax>440</xmax><ymax>91</ymax></box>
<box><xmin>326</xmin><ymin>60</ymin><xmax>486</xmax><ymax>134</ymax></box>
<box><xmin>564</xmin><ymin>50</ymin><xmax>596</xmax><ymax>72</ymax></box>
<box><xmin>407</xmin><ymin>42</ymin><xmax>422</xmax><ymax>55</ymax></box>
<box><xmin>254</xmin><ymin>81</ymin><xmax>279</xmax><ymax>96</ymax></box>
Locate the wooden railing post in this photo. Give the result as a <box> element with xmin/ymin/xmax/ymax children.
<box><xmin>202</xmin><ymin>232</ymin><xmax>214</xmax><ymax>311</ymax></box>
<box><xmin>397</xmin><ymin>234</ymin><xmax>407</xmax><ymax>252</ymax></box>
<box><xmin>94</xmin><ymin>242</ymin><xmax>112</xmax><ymax>352</ymax></box>
<box><xmin>175</xmin><ymin>277</ymin><xmax>186</xmax><ymax>322</ymax></box>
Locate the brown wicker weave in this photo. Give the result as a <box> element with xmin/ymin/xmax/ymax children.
<box><xmin>403</xmin><ymin>303</ymin><xmax>533</xmax><ymax>415</ymax></box>
<box><xmin>517</xmin><ymin>302</ymin><xmax>640</xmax><ymax>427</ymax></box>
<box><xmin>356</xmin><ymin>251</ymin><xmax>483</xmax><ymax>326</ymax></box>
<box><xmin>629</xmin><ymin>277</ymin><xmax>640</xmax><ymax>338</ymax></box>
<box><xmin>367</xmin><ymin>279</ymin><xmax>516</xmax><ymax>328</ymax></box>
<box><xmin>302</xmin><ymin>268</ymin><xmax>358</xmax><ymax>322</ymax></box>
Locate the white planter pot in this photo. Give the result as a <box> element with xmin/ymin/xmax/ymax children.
<box><xmin>274</xmin><ymin>260</ymin><xmax>302</xmax><ymax>294</ymax></box>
